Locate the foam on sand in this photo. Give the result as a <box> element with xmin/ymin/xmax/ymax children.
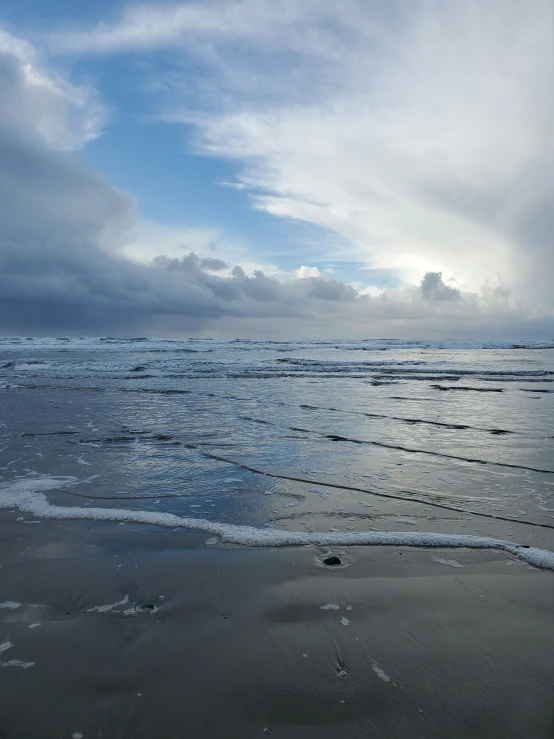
<box><xmin>86</xmin><ymin>595</ymin><xmax>129</xmax><ymax>614</ymax></box>
<box><xmin>0</xmin><ymin>639</ymin><xmax>14</xmax><ymax>655</ymax></box>
<box><xmin>431</xmin><ymin>556</ymin><xmax>463</xmax><ymax>568</ymax></box>
<box><xmin>1</xmin><ymin>660</ymin><xmax>36</xmax><ymax>669</ymax></box>
<box><xmin>2</xmin><ymin>476</ymin><xmax>554</xmax><ymax>571</ymax></box>
<box><xmin>320</xmin><ymin>602</ymin><xmax>340</xmax><ymax>611</ymax></box>
<box><xmin>370</xmin><ymin>660</ymin><xmax>391</xmax><ymax>683</ymax></box>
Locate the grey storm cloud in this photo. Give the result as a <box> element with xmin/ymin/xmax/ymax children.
<box><xmin>420</xmin><ymin>273</ymin><xmax>461</xmax><ymax>301</ymax></box>
<box><xmin>157</xmin><ymin>253</ymin><xmax>230</xmax><ymax>272</ymax></box>
<box><xmin>199</xmin><ymin>257</ymin><xmax>229</xmax><ymax>271</ymax></box>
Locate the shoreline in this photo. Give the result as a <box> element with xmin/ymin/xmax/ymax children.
<box><xmin>2</xmin><ymin>475</ymin><xmax>554</xmax><ymax>570</ymax></box>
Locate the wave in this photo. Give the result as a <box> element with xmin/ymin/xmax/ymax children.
<box><xmin>1</xmin><ymin>338</ymin><xmax>551</xmax><ymax>387</ymax></box>
<box><xmin>1</xmin><ymin>337</ymin><xmax>554</xmax><ymax>352</ymax></box>
<box><xmin>2</xmin><ymin>476</ymin><xmax>553</xmax><ymax>570</ymax></box>
<box><xmin>235</xmin><ymin>416</ymin><xmax>554</xmax><ymax>473</ymax></box>
<box><xmin>296</xmin><ymin>403</ymin><xmax>514</xmax><ymax>435</ymax></box>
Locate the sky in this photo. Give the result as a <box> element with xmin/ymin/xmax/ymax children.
<box><xmin>0</xmin><ymin>0</ymin><xmax>553</xmax><ymax>338</ymax></box>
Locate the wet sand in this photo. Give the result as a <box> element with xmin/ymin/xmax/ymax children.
<box><xmin>1</xmin><ymin>511</ymin><xmax>554</xmax><ymax>738</ymax></box>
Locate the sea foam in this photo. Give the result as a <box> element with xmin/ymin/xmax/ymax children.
<box><xmin>2</xmin><ymin>476</ymin><xmax>554</xmax><ymax>571</ymax></box>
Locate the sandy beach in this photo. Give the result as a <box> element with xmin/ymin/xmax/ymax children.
<box><xmin>1</xmin><ymin>510</ymin><xmax>554</xmax><ymax>739</ymax></box>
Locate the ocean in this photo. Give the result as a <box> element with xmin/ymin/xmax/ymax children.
<box><xmin>1</xmin><ymin>336</ymin><xmax>553</xmax><ymax>558</ymax></box>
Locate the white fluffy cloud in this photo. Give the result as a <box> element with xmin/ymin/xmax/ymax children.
<box><xmin>0</xmin><ymin>28</ymin><xmax>105</xmax><ymax>149</ymax></box>
<box><xmin>294</xmin><ymin>266</ymin><xmax>322</xmax><ymax>280</ymax></box>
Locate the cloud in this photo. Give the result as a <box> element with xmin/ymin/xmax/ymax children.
<box><xmin>49</xmin><ymin>0</ymin><xmax>554</xmax><ymax>313</ymax></box>
<box><xmin>124</xmin><ymin>220</ymin><xmax>287</xmax><ymax>280</ymax></box>
<box><xmin>0</xmin><ymin>29</ymin><xmax>105</xmax><ymax>149</ymax></box>
<box><xmin>0</xmin><ymin>15</ymin><xmax>552</xmax><ymax>337</ymax></box>
<box><xmin>0</xmin><ymin>42</ymin><xmax>132</xmax><ymax>249</ymax></box>
<box><xmin>295</xmin><ymin>265</ymin><xmax>322</xmax><ymax>280</ymax></box>
<box><xmin>199</xmin><ymin>257</ymin><xmax>229</xmax><ymax>271</ymax></box>
<box><xmin>49</xmin><ymin>1</ymin><xmax>334</xmax><ymax>57</ymax></box>
<box><xmin>420</xmin><ymin>272</ymin><xmax>461</xmax><ymax>302</ymax></box>
<box><xmin>358</xmin><ymin>285</ymin><xmax>385</xmax><ymax>299</ymax></box>
<box><xmin>122</xmin><ymin>220</ymin><xmax>221</xmax><ymax>264</ymax></box>
<box><xmin>0</xmin><ymin>40</ymin><xmax>360</xmax><ymax>335</ymax></box>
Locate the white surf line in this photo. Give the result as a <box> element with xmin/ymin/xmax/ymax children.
<box><xmin>2</xmin><ymin>476</ymin><xmax>554</xmax><ymax>571</ymax></box>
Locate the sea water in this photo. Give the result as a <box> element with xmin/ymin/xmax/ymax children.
<box><xmin>1</xmin><ymin>337</ymin><xmax>553</xmax><ymax>564</ymax></box>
